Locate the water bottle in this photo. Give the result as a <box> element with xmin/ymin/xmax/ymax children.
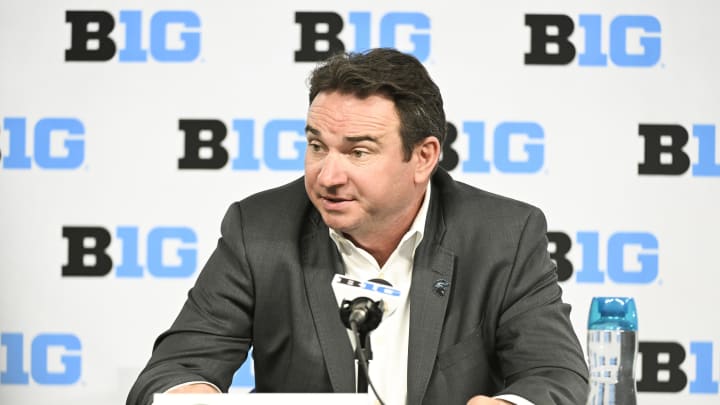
<box><xmin>586</xmin><ymin>297</ymin><xmax>638</xmax><ymax>405</ymax></box>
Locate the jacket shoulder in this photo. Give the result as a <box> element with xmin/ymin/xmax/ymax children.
<box><xmin>222</xmin><ymin>177</ymin><xmax>316</xmax><ymax>238</ymax></box>
<box><xmin>432</xmin><ymin>169</ymin><xmax>543</xmax><ymax>220</ymax></box>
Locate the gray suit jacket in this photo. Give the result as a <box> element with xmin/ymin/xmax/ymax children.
<box><xmin>127</xmin><ymin>169</ymin><xmax>589</xmax><ymax>405</ymax></box>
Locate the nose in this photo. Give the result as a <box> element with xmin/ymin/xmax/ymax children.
<box><xmin>316</xmin><ymin>153</ymin><xmax>347</xmax><ymax>188</ymax></box>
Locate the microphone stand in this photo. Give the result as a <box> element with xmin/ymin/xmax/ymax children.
<box><xmin>353</xmin><ymin>326</ymin><xmax>373</xmax><ymax>393</ymax></box>
<box><xmin>341</xmin><ymin>297</ymin><xmax>386</xmax><ymax>405</ymax></box>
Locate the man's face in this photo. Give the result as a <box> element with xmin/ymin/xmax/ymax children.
<box><xmin>304</xmin><ymin>91</ymin><xmax>428</xmax><ymax>243</ymax></box>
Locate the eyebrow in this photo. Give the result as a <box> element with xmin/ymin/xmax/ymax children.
<box><xmin>305</xmin><ymin>125</ymin><xmax>379</xmax><ymax>143</ymax></box>
<box><xmin>305</xmin><ymin>125</ymin><xmax>320</xmax><ymax>137</ymax></box>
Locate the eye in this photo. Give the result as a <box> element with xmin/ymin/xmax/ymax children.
<box><xmin>351</xmin><ymin>149</ymin><xmax>369</xmax><ymax>158</ymax></box>
<box><xmin>308</xmin><ymin>141</ymin><xmax>324</xmax><ymax>152</ymax></box>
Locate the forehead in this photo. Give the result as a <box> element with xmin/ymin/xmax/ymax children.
<box><xmin>307</xmin><ymin>91</ymin><xmax>400</xmax><ymax>134</ymax></box>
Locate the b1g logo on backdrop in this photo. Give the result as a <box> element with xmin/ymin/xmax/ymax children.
<box><xmin>525</xmin><ymin>14</ymin><xmax>661</xmax><ymax>67</ymax></box>
<box><xmin>638</xmin><ymin>123</ymin><xmax>719</xmax><ymax>176</ymax></box>
<box><xmin>65</xmin><ymin>10</ymin><xmax>201</xmax><ymax>62</ymax></box>
<box><xmin>177</xmin><ymin>118</ymin><xmax>307</xmax><ymax>171</ymax></box>
<box><xmin>1</xmin><ymin>117</ymin><xmax>85</xmax><ymax>170</ymax></box>
<box><xmin>62</xmin><ymin>226</ymin><xmax>198</xmax><ymax>278</ymax></box>
<box><xmin>440</xmin><ymin>121</ymin><xmax>545</xmax><ymax>174</ymax></box>
<box><xmin>1</xmin><ymin>332</ymin><xmax>81</xmax><ymax>385</ymax></box>
<box><xmin>294</xmin><ymin>11</ymin><xmax>431</xmax><ymax>62</ymax></box>
<box><xmin>639</xmin><ymin>341</ymin><xmax>720</xmax><ymax>395</ymax></box>
<box><xmin>548</xmin><ymin>231</ymin><xmax>659</xmax><ymax>284</ymax></box>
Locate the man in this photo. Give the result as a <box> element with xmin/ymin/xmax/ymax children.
<box><xmin>127</xmin><ymin>48</ymin><xmax>589</xmax><ymax>405</ymax></box>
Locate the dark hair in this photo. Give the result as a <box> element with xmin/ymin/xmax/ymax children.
<box><xmin>308</xmin><ymin>48</ymin><xmax>446</xmax><ymax>160</ymax></box>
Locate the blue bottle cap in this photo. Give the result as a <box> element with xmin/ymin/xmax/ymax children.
<box><xmin>587</xmin><ymin>297</ymin><xmax>638</xmax><ymax>331</ymax></box>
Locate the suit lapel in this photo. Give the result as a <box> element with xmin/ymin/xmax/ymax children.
<box><xmin>300</xmin><ymin>213</ymin><xmax>356</xmax><ymax>393</ymax></box>
<box><xmin>407</xmin><ymin>187</ymin><xmax>455</xmax><ymax>404</ymax></box>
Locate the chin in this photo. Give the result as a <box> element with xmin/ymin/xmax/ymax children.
<box><xmin>320</xmin><ymin>215</ymin><xmax>355</xmax><ymax>233</ymax></box>
<box><xmin>322</xmin><ymin>218</ymin><xmax>348</xmax><ymax>231</ymax></box>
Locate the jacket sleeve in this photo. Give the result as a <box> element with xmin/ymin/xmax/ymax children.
<box><xmin>126</xmin><ymin>203</ymin><xmax>254</xmax><ymax>405</ymax></box>
<box><xmin>493</xmin><ymin>207</ymin><xmax>590</xmax><ymax>404</ymax></box>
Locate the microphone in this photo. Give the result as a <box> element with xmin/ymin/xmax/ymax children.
<box><xmin>340</xmin><ymin>295</ymin><xmax>384</xmax><ymax>334</ymax></box>
<box><xmin>331</xmin><ymin>275</ymin><xmax>399</xmax><ymax>405</ymax></box>
<box><xmin>331</xmin><ymin>274</ymin><xmax>402</xmax><ymax>325</ymax></box>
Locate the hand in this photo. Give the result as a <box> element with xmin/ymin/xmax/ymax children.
<box><xmin>466</xmin><ymin>395</ymin><xmax>513</xmax><ymax>405</ymax></box>
<box><xmin>166</xmin><ymin>383</ymin><xmax>220</xmax><ymax>394</ymax></box>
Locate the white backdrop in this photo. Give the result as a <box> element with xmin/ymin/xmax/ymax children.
<box><xmin>1</xmin><ymin>1</ymin><xmax>719</xmax><ymax>404</ymax></box>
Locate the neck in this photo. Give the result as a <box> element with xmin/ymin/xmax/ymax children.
<box><xmin>344</xmin><ymin>189</ymin><xmax>426</xmax><ymax>267</ymax></box>
<box><xmin>344</xmin><ymin>232</ymin><xmax>405</xmax><ymax>268</ymax></box>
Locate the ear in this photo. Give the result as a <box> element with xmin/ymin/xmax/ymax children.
<box><xmin>413</xmin><ymin>136</ymin><xmax>441</xmax><ymax>183</ymax></box>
